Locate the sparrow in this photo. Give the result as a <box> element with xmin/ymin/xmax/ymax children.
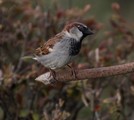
<box><xmin>33</xmin><ymin>22</ymin><xmax>93</xmax><ymax>79</ymax></box>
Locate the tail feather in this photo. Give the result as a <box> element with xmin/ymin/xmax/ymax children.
<box><xmin>21</xmin><ymin>56</ymin><xmax>34</xmax><ymax>61</ymax></box>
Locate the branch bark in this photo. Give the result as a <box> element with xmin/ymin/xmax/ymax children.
<box><xmin>35</xmin><ymin>62</ymin><xmax>134</xmax><ymax>85</ymax></box>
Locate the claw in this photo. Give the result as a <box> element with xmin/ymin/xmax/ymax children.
<box><xmin>48</xmin><ymin>69</ymin><xmax>57</xmax><ymax>81</ymax></box>
<box><xmin>67</xmin><ymin>64</ymin><xmax>78</xmax><ymax>79</ymax></box>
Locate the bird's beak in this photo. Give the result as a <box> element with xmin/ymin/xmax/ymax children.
<box><xmin>85</xmin><ymin>28</ymin><xmax>94</xmax><ymax>35</ymax></box>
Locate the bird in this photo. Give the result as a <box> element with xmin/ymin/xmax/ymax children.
<box><xmin>33</xmin><ymin>22</ymin><xmax>94</xmax><ymax>79</ymax></box>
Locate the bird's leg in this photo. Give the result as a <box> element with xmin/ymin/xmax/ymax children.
<box><xmin>67</xmin><ymin>64</ymin><xmax>78</xmax><ymax>79</ymax></box>
<box><xmin>48</xmin><ymin>69</ymin><xmax>57</xmax><ymax>81</ymax></box>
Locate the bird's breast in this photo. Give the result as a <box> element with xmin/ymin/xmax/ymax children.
<box><xmin>68</xmin><ymin>39</ymin><xmax>81</xmax><ymax>56</ymax></box>
<box><xmin>53</xmin><ymin>37</ymin><xmax>81</xmax><ymax>56</ymax></box>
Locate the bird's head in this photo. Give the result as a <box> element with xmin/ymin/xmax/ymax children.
<box><xmin>63</xmin><ymin>22</ymin><xmax>94</xmax><ymax>41</ymax></box>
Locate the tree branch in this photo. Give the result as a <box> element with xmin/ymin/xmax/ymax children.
<box><xmin>35</xmin><ymin>62</ymin><xmax>134</xmax><ymax>85</ymax></box>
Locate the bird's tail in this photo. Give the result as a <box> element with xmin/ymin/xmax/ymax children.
<box><xmin>21</xmin><ymin>56</ymin><xmax>34</xmax><ymax>61</ymax></box>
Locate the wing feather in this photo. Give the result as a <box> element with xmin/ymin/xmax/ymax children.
<box><xmin>35</xmin><ymin>32</ymin><xmax>64</xmax><ymax>56</ymax></box>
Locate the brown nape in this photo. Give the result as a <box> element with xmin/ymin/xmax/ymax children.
<box><xmin>63</xmin><ymin>22</ymin><xmax>87</xmax><ymax>32</ymax></box>
<box><xmin>63</xmin><ymin>22</ymin><xmax>77</xmax><ymax>32</ymax></box>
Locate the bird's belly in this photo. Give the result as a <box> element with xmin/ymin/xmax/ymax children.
<box><xmin>36</xmin><ymin>51</ymin><xmax>71</xmax><ymax>69</ymax></box>
<box><xmin>35</xmin><ymin>38</ymin><xmax>78</xmax><ymax>69</ymax></box>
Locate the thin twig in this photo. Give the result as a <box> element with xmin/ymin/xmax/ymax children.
<box><xmin>15</xmin><ymin>26</ymin><xmax>27</xmax><ymax>73</ymax></box>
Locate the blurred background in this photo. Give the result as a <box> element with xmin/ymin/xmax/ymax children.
<box><xmin>0</xmin><ymin>0</ymin><xmax>134</xmax><ymax>120</ymax></box>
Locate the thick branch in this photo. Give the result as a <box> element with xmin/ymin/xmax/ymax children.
<box><xmin>35</xmin><ymin>62</ymin><xmax>134</xmax><ymax>85</ymax></box>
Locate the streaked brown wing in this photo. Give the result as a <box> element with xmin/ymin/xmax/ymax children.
<box><xmin>35</xmin><ymin>32</ymin><xmax>64</xmax><ymax>56</ymax></box>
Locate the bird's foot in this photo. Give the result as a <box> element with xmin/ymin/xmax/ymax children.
<box><xmin>48</xmin><ymin>69</ymin><xmax>58</xmax><ymax>82</ymax></box>
<box><xmin>67</xmin><ymin>64</ymin><xmax>78</xmax><ymax>79</ymax></box>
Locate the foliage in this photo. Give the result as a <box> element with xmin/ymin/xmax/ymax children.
<box><xmin>0</xmin><ymin>0</ymin><xmax>134</xmax><ymax>120</ymax></box>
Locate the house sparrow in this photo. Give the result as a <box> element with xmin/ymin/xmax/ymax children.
<box><xmin>33</xmin><ymin>22</ymin><xmax>93</xmax><ymax>79</ymax></box>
